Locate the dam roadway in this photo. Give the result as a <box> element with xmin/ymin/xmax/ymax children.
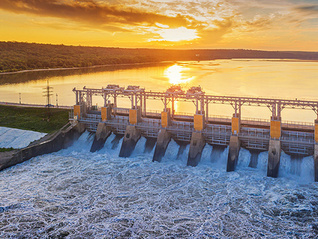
<box><xmin>71</xmin><ymin>85</ymin><xmax>318</xmax><ymax>181</ymax></box>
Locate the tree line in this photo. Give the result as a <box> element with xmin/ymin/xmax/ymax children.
<box><xmin>1</xmin><ymin>41</ymin><xmax>317</xmax><ymax>73</ymax></box>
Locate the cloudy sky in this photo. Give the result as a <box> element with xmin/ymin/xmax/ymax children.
<box><xmin>0</xmin><ymin>0</ymin><xmax>317</xmax><ymax>50</ymax></box>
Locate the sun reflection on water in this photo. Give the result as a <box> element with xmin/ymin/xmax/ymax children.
<box><xmin>165</xmin><ymin>64</ymin><xmax>194</xmax><ymax>85</ymax></box>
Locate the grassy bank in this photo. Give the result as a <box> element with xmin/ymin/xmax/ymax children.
<box><xmin>0</xmin><ymin>105</ymin><xmax>69</xmax><ymax>133</ymax></box>
<box><xmin>0</xmin><ymin>147</ymin><xmax>14</xmax><ymax>152</ymax></box>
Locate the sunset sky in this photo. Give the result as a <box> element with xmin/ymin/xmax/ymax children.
<box><xmin>0</xmin><ymin>0</ymin><xmax>317</xmax><ymax>50</ymax></box>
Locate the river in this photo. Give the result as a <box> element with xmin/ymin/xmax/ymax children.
<box><xmin>1</xmin><ymin>59</ymin><xmax>318</xmax><ymax>122</ymax></box>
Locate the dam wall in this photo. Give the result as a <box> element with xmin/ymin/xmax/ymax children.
<box><xmin>0</xmin><ymin>122</ymin><xmax>85</xmax><ymax>171</ymax></box>
<box><xmin>71</xmin><ymin>85</ymin><xmax>318</xmax><ymax>181</ymax></box>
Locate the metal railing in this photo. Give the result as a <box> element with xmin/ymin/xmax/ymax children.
<box><xmin>69</xmin><ymin>103</ymin><xmax>318</xmax><ymax>155</ymax></box>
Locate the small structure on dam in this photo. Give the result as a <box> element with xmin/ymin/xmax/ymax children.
<box><xmin>71</xmin><ymin>85</ymin><xmax>318</xmax><ymax>181</ymax></box>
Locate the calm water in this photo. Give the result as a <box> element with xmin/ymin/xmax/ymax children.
<box><xmin>1</xmin><ymin>59</ymin><xmax>318</xmax><ymax>121</ymax></box>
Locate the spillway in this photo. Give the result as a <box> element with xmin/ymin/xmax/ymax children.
<box><xmin>70</xmin><ymin>85</ymin><xmax>318</xmax><ymax>181</ymax></box>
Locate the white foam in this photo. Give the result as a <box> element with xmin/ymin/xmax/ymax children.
<box><xmin>0</xmin><ymin>135</ymin><xmax>316</xmax><ymax>238</ymax></box>
<box><xmin>0</xmin><ymin>126</ymin><xmax>46</xmax><ymax>148</ymax></box>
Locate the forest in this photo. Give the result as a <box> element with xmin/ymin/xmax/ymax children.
<box><xmin>1</xmin><ymin>41</ymin><xmax>318</xmax><ymax>73</ymax></box>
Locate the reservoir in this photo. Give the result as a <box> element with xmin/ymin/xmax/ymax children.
<box><xmin>1</xmin><ymin>59</ymin><xmax>318</xmax><ymax>122</ymax></box>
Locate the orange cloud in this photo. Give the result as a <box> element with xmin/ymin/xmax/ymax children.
<box><xmin>0</xmin><ymin>0</ymin><xmax>195</xmax><ymax>30</ymax></box>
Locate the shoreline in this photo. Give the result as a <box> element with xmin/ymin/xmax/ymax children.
<box><xmin>0</xmin><ymin>61</ymin><xmax>172</xmax><ymax>75</ymax></box>
<box><xmin>1</xmin><ymin>58</ymin><xmax>318</xmax><ymax>75</ymax></box>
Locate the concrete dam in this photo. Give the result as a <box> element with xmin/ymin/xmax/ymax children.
<box><xmin>69</xmin><ymin>84</ymin><xmax>318</xmax><ymax>181</ymax></box>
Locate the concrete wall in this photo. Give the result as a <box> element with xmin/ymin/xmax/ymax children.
<box><xmin>90</xmin><ymin>123</ymin><xmax>111</xmax><ymax>152</ymax></box>
<box><xmin>153</xmin><ymin>129</ymin><xmax>171</xmax><ymax>162</ymax></box>
<box><xmin>267</xmin><ymin>139</ymin><xmax>281</xmax><ymax>178</ymax></box>
<box><xmin>187</xmin><ymin>132</ymin><xmax>206</xmax><ymax>166</ymax></box>
<box><xmin>226</xmin><ymin>135</ymin><xmax>240</xmax><ymax>172</ymax></box>
<box><xmin>0</xmin><ymin>122</ymin><xmax>85</xmax><ymax>171</ymax></box>
<box><xmin>119</xmin><ymin>125</ymin><xmax>141</xmax><ymax>157</ymax></box>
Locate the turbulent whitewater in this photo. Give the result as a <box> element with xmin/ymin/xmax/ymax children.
<box><xmin>0</xmin><ymin>127</ymin><xmax>46</xmax><ymax>149</ymax></box>
<box><xmin>0</xmin><ymin>132</ymin><xmax>318</xmax><ymax>238</ymax></box>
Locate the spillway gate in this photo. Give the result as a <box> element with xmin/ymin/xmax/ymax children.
<box><xmin>70</xmin><ymin>85</ymin><xmax>318</xmax><ymax>181</ymax></box>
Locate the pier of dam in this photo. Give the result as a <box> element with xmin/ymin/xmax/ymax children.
<box><xmin>71</xmin><ymin>84</ymin><xmax>318</xmax><ymax>181</ymax></box>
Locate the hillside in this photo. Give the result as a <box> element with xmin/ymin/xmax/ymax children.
<box><xmin>1</xmin><ymin>41</ymin><xmax>318</xmax><ymax>73</ymax></box>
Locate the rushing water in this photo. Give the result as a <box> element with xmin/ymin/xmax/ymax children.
<box><xmin>0</xmin><ymin>132</ymin><xmax>317</xmax><ymax>238</ymax></box>
<box><xmin>1</xmin><ymin>60</ymin><xmax>318</xmax><ymax>121</ymax></box>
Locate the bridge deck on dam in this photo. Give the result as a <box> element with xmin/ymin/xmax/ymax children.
<box><xmin>70</xmin><ymin>84</ymin><xmax>318</xmax><ymax>181</ymax></box>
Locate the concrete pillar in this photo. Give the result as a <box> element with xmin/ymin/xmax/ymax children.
<box><xmin>249</xmin><ymin>150</ymin><xmax>260</xmax><ymax>168</ymax></box>
<box><xmin>90</xmin><ymin>123</ymin><xmax>111</xmax><ymax>152</ymax></box>
<box><xmin>267</xmin><ymin>118</ymin><xmax>281</xmax><ymax>178</ymax></box>
<box><xmin>226</xmin><ymin>135</ymin><xmax>240</xmax><ymax>172</ymax></box>
<box><xmin>153</xmin><ymin>129</ymin><xmax>171</xmax><ymax>162</ymax></box>
<box><xmin>119</xmin><ymin>125</ymin><xmax>141</xmax><ymax>157</ymax></box>
<box><xmin>129</xmin><ymin>107</ymin><xmax>141</xmax><ymax>125</ymax></box>
<box><xmin>227</xmin><ymin>113</ymin><xmax>241</xmax><ymax>170</ymax></box>
<box><xmin>314</xmin><ymin>120</ymin><xmax>318</xmax><ymax>182</ymax></box>
<box><xmin>187</xmin><ymin>132</ymin><xmax>206</xmax><ymax>167</ymax></box>
<box><xmin>267</xmin><ymin>139</ymin><xmax>281</xmax><ymax>177</ymax></box>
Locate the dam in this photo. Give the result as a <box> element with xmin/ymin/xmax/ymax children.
<box><xmin>71</xmin><ymin>84</ymin><xmax>318</xmax><ymax>181</ymax></box>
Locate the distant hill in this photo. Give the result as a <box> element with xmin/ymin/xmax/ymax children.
<box><xmin>0</xmin><ymin>41</ymin><xmax>317</xmax><ymax>73</ymax></box>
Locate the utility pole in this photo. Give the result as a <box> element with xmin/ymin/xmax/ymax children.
<box><xmin>43</xmin><ymin>79</ymin><xmax>53</xmax><ymax>119</ymax></box>
<box><xmin>19</xmin><ymin>93</ymin><xmax>21</xmax><ymax>104</ymax></box>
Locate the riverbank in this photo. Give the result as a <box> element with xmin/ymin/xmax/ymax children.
<box><xmin>0</xmin><ymin>105</ymin><xmax>69</xmax><ymax>133</ymax></box>
<box><xmin>1</xmin><ymin>41</ymin><xmax>318</xmax><ymax>73</ymax></box>
<box><xmin>0</xmin><ymin>61</ymin><xmax>171</xmax><ymax>75</ymax></box>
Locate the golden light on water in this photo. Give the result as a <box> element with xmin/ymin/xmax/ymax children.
<box><xmin>165</xmin><ymin>64</ymin><xmax>194</xmax><ymax>85</ymax></box>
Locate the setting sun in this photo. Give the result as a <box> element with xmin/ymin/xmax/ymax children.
<box><xmin>155</xmin><ymin>27</ymin><xmax>199</xmax><ymax>42</ymax></box>
<box><xmin>165</xmin><ymin>64</ymin><xmax>195</xmax><ymax>85</ymax></box>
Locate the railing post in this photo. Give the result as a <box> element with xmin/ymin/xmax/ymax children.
<box><xmin>205</xmin><ymin>99</ymin><xmax>209</xmax><ymax>123</ymax></box>
<box><xmin>314</xmin><ymin>118</ymin><xmax>318</xmax><ymax>182</ymax></box>
<box><xmin>143</xmin><ymin>92</ymin><xmax>146</xmax><ymax>117</ymax></box>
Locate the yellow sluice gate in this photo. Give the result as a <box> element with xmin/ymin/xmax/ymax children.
<box><xmin>231</xmin><ymin>116</ymin><xmax>240</xmax><ymax>135</ymax></box>
<box><xmin>101</xmin><ymin>106</ymin><xmax>112</xmax><ymax>121</ymax></box>
<box><xmin>73</xmin><ymin>105</ymin><xmax>81</xmax><ymax>119</ymax></box>
<box><xmin>161</xmin><ymin>110</ymin><xmax>171</xmax><ymax>128</ymax></box>
<box><xmin>315</xmin><ymin>119</ymin><xmax>318</xmax><ymax>142</ymax></box>
<box><xmin>194</xmin><ymin>114</ymin><xmax>205</xmax><ymax>131</ymax></box>
<box><xmin>129</xmin><ymin>108</ymin><xmax>141</xmax><ymax>125</ymax></box>
<box><xmin>270</xmin><ymin>120</ymin><xmax>281</xmax><ymax>139</ymax></box>
<box><xmin>129</xmin><ymin>109</ymin><xmax>137</xmax><ymax>125</ymax></box>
